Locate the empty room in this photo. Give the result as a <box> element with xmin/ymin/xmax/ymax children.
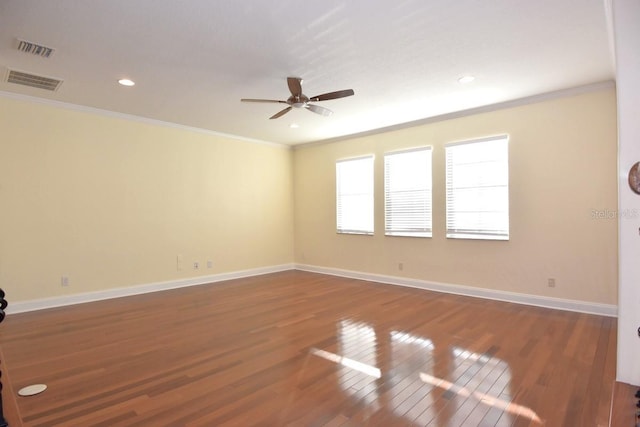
<box><xmin>0</xmin><ymin>1</ymin><xmax>639</xmax><ymax>426</ymax></box>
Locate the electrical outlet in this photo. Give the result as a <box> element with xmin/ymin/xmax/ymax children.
<box><xmin>547</xmin><ymin>278</ymin><xmax>556</xmax><ymax>288</ymax></box>
<box><xmin>398</xmin><ymin>262</ymin><xmax>404</xmax><ymax>271</ymax></box>
<box><xmin>61</xmin><ymin>276</ymin><xmax>69</xmax><ymax>287</ymax></box>
<box><xmin>193</xmin><ymin>262</ymin><xmax>199</xmax><ymax>270</ymax></box>
<box><xmin>177</xmin><ymin>254</ymin><xmax>183</xmax><ymax>271</ymax></box>
<box><xmin>207</xmin><ymin>260</ymin><xmax>213</xmax><ymax>269</ymax></box>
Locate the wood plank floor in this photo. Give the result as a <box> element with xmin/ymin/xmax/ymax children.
<box><xmin>609</xmin><ymin>382</ymin><xmax>638</xmax><ymax>427</ymax></box>
<box><xmin>0</xmin><ymin>271</ymin><xmax>617</xmax><ymax>426</ymax></box>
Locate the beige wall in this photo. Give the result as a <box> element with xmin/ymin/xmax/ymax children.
<box><xmin>0</xmin><ymin>96</ymin><xmax>294</xmax><ymax>302</ymax></box>
<box><xmin>0</xmin><ymin>87</ymin><xmax>618</xmax><ymax>307</ymax></box>
<box><xmin>294</xmin><ymin>88</ymin><xmax>618</xmax><ymax>305</ymax></box>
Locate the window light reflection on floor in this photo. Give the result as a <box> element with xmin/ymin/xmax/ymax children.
<box><xmin>309</xmin><ymin>323</ymin><xmax>541</xmax><ymax>425</ymax></box>
<box><xmin>420</xmin><ymin>371</ymin><xmax>542</xmax><ymax>424</ymax></box>
<box><xmin>390</xmin><ymin>330</ymin><xmax>435</xmax><ymax>350</ymax></box>
<box><xmin>309</xmin><ymin>347</ymin><xmax>381</xmax><ymax>378</ymax></box>
<box><xmin>449</xmin><ymin>346</ymin><xmax>521</xmax><ymax>425</ymax></box>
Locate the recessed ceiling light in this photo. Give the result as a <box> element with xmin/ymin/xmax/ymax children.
<box><xmin>118</xmin><ymin>78</ymin><xmax>135</xmax><ymax>87</ymax></box>
<box><xmin>458</xmin><ymin>75</ymin><xmax>475</xmax><ymax>84</ymax></box>
<box><xmin>289</xmin><ymin>123</ymin><xmax>299</xmax><ymax>129</ymax></box>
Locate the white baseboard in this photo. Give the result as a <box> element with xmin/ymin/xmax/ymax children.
<box><xmin>6</xmin><ymin>264</ymin><xmax>295</xmax><ymax>314</ymax></box>
<box><xmin>7</xmin><ymin>263</ymin><xmax>617</xmax><ymax>317</ymax></box>
<box><xmin>295</xmin><ymin>264</ymin><xmax>618</xmax><ymax>317</ymax></box>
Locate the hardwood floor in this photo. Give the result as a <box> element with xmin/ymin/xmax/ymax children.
<box><xmin>609</xmin><ymin>382</ymin><xmax>638</xmax><ymax>427</ymax></box>
<box><xmin>0</xmin><ymin>271</ymin><xmax>617</xmax><ymax>426</ymax></box>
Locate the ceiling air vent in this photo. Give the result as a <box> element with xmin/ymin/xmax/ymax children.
<box><xmin>5</xmin><ymin>69</ymin><xmax>63</xmax><ymax>91</ymax></box>
<box><xmin>16</xmin><ymin>39</ymin><xmax>55</xmax><ymax>58</ymax></box>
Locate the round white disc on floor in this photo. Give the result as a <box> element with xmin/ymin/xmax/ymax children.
<box><xmin>18</xmin><ymin>384</ymin><xmax>47</xmax><ymax>397</ymax></box>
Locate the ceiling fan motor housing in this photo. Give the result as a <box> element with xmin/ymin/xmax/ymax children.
<box><xmin>289</xmin><ymin>94</ymin><xmax>309</xmax><ymax>108</ymax></box>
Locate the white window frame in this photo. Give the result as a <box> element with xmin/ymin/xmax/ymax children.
<box><xmin>336</xmin><ymin>155</ymin><xmax>374</xmax><ymax>235</ymax></box>
<box><xmin>445</xmin><ymin>135</ymin><xmax>509</xmax><ymax>240</ymax></box>
<box><xmin>384</xmin><ymin>147</ymin><xmax>432</xmax><ymax>238</ymax></box>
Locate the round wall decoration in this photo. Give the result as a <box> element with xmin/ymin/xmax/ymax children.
<box><xmin>629</xmin><ymin>162</ymin><xmax>640</xmax><ymax>195</ymax></box>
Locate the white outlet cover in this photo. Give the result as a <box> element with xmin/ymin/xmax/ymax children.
<box><xmin>18</xmin><ymin>384</ymin><xmax>47</xmax><ymax>396</ymax></box>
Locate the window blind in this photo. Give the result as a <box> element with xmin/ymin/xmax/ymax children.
<box><xmin>445</xmin><ymin>136</ymin><xmax>509</xmax><ymax>240</ymax></box>
<box><xmin>384</xmin><ymin>147</ymin><xmax>432</xmax><ymax>237</ymax></box>
<box><xmin>336</xmin><ymin>156</ymin><xmax>374</xmax><ymax>234</ymax></box>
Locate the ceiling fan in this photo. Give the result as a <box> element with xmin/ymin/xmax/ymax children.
<box><xmin>241</xmin><ymin>77</ymin><xmax>354</xmax><ymax>119</ymax></box>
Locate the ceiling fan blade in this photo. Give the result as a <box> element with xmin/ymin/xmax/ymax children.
<box><xmin>287</xmin><ymin>77</ymin><xmax>303</xmax><ymax>97</ymax></box>
<box><xmin>309</xmin><ymin>89</ymin><xmax>354</xmax><ymax>102</ymax></box>
<box><xmin>241</xmin><ymin>98</ymin><xmax>288</xmax><ymax>104</ymax></box>
<box><xmin>306</xmin><ymin>104</ymin><xmax>333</xmax><ymax>117</ymax></box>
<box><xmin>270</xmin><ymin>106</ymin><xmax>292</xmax><ymax>119</ymax></box>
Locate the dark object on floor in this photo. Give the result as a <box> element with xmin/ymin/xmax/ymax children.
<box><xmin>0</xmin><ymin>287</ymin><xmax>8</xmax><ymax>427</ymax></box>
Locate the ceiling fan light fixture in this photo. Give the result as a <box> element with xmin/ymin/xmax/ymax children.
<box><xmin>118</xmin><ymin>78</ymin><xmax>135</xmax><ymax>87</ymax></box>
<box><xmin>289</xmin><ymin>123</ymin><xmax>300</xmax><ymax>129</ymax></box>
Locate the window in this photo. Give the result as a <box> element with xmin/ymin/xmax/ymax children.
<box><xmin>445</xmin><ymin>136</ymin><xmax>509</xmax><ymax>240</ymax></box>
<box><xmin>336</xmin><ymin>156</ymin><xmax>374</xmax><ymax>234</ymax></box>
<box><xmin>384</xmin><ymin>147</ymin><xmax>432</xmax><ymax>237</ymax></box>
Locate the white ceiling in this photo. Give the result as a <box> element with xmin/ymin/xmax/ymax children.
<box><xmin>0</xmin><ymin>0</ymin><xmax>614</xmax><ymax>146</ymax></box>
